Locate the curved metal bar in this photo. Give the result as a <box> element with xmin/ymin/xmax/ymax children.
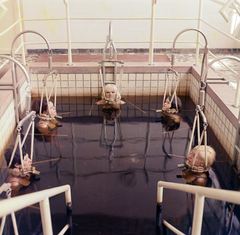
<box><xmin>172</xmin><ymin>28</ymin><xmax>209</xmax><ymax>80</ymax></box>
<box><xmin>0</xmin><ymin>55</ymin><xmax>30</xmax><ymax>84</ymax></box>
<box><xmin>172</xmin><ymin>28</ymin><xmax>208</xmax><ymax>49</ymax></box>
<box><xmin>10</xmin><ymin>30</ymin><xmax>52</xmax><ymax>57</ymax></box>
<box><xmin>200</xmin><ymin>55</ymin><xmax>240</xmax><ymax>108</ymax></box>
<box><xmin>201</xmin><ymin>55</ymin><xmax>240</xmax><ymax>84</ymax></box>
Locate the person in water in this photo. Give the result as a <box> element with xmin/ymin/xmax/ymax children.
<box><xmin>32</xmin><ymin>99</ymin><xmax>59</xmax><ymax>135</ymax></box>
<box><xmin>161</xmin><ymin>95</ymin><xmax>182</xmax><ymax>127</ymax></box>
<box><xmin>4</xmin><ymin>146</ymin><xmax>38</xmax><ymax>197</ymax></box>
<box><xmin>181</xmin><ymin>145</ymin><xmax>216</xmax><ymax>186</ymax></box>
<box><xmin>96</xmin><ymin>84</ymin><xmax>125</xmax><ymax>107</ymax></box>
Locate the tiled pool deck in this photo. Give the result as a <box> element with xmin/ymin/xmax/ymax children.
<box><xmin>0</xmin><ymin>51</ymin><xmax>239</xmax><ymax>169</ymax></box>
<box><xmin>1</xmin><ymin>51</ymin><xmax>239</xmax><ymax>89</ymax></box>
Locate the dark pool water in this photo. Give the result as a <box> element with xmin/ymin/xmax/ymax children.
<box><xmin>1</xmin><ymin>96</ymin><xmax>240</xmax><ymax>235</ymax></box>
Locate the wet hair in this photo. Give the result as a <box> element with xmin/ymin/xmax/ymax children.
<box><xmin>102</xmin><ymin>84</ymin><xmax>121</xmax><ymax>101</ymax></box>
<box><xmin>167</xmin><ymin>96</ymin><xmax>182</xmax><ymax>112</ymax></box>
<box><xmin>31</xmin><ymin>99</ymin><xmax>48</xmax><ymax>114</ymax></box>
<box><xmin>4</xmin><ymin>145</ymin><xmax>27</xmax><ymax>169</ymax></box>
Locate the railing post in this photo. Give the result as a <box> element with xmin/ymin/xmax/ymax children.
<box><xmin>234</xmin><ymin>64</ymin><xmax>240</xmax><ymax>107</ymax></box>
<box><xmin>16</xmin><ymin>0</ymin><xmax>26</xmax><ymax>66</ymax></box>
<box><xmin>191</xmin><ymin>193</ymin><xmax>205</xmax><ymax>235</ymax></box>
<box><xmin>64</xmin><ymin>0</ymin><xmax>73</xmax><ymax>66</ymax></box>
<box><xmin>149</xmin><ymin>0</ymin><xmax>157</xmax><ymax>65</ymax></box>
<box><xmin>40</xmin><ymin>198</ymin><xmax>53</xmax><ymax>235</ymax></box>
<box><xmin>156</xmin><ymin>183</ymin><xmax>163</xmax><ymax>227</ymax></box>
<box><xmin>195</xmin><ymin>0</ymin><xmax>203</xmax><ymax>66</ymax></box>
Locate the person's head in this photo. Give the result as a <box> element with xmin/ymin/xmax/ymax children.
<box><xmin>186</xmin><ymin>145</ymin><xmax>216</xmax><ymax>171</ymax></box>
<box><xmin>102</xmin><ymin>84</ymin><xmax>121</xmax><ymax>101</ymax></box>
<box><xmin>4</xmin><ymin>146</ymin><xmax>32</xmax><ymax>169</ymax></box>
<box><xmin>32</xmin><ymin>99</ymin><xmax>56</xmax><ymax>116</ymax></box>
<box><xmin>162</xmin><ymin>96</ymin><xmax>182</xmax><ymax>112</ymax></box>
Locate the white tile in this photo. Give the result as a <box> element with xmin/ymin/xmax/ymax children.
<box><xmin>69</xmin><ymin>74</ymin><xmax>75</xmax><ymax>81</ymax></box>
<box><xmin>61</xmin><ymin>74</ymin><xmax>68</xmax><ymax>80</ymax></box>
<box><xmin>83</xmin><ymin>74</ymin><xmax>91</xmax><ymax>80</ymax></box>
<box><xmin>128</xmin><ymin>74</ymin><xmax>135</xmax><ymax>81</ymax></box>
<box><xmin>76</xmin><ymin>74</ymin><xmax>83</xmax><ymax>81</ymax></box>
<box><xmin>136</xmin><ymin>73</ymin><xmax>143</xmax><ymax>81</ymax></box>
<box><xmin>91</xmin><ymin>73</ymin><xmax>99</xmax><ymax>81</ymax></box>
<box><xmin>143</xmin><ymin>73</ymin><xmax>150</xmax><ymax>80</ymax></box>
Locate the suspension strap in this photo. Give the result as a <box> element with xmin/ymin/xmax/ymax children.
<box><xmin>162</xmin><ymin>67</ymin><xmax>179</xmax><ymax>113</ymax></box>
<box><xmin>7</xmin><ymin>112</ymin><xmax>40</xmax><ymax>176</ymax></box>
<box><xmin>186</xmin><ymin>105</ymin><xmax>209</xmax><ymax>172</ymax></box>
<box><xmin>39</xmin><ymin>70</ymin><xmax>61</xmax><ymax>121</ymax></box>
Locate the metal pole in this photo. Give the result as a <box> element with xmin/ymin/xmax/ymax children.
<box><xmin>234</xmin><ymin>63</ymin><xmax>240</xmax><ymax>107</ymax></box>
<box><xmin>191</xmin><ymin>193</ymin><xmax>205</xmax><ymax>235</ymax></box>
<box><xmin>149</xmin><ymin>0</ymin><xmax>157</xmax><ymax>65</ymax></box>
<box><xmin>40</xmin><ymin>198</ymin><xmax>53</xmax><ymax>235</ymax></box>
<box><xmin>16</xmin><ymin>0</ymin><xmax>26</xmax><ymax>66</ymax></box>
<box><xmin>157</xmin><ymin>183</ymin><xmax>163</xmax><ymax>204</ymax></box>
<box><xmin>64</xmin><ymin>0</ymin><xmax>73</xmax><ymax>66</ymax></box>
<box><xmin>195</xmin><ymin>0</ymin><xmax>203</xmax><ymax>65</ymax></box>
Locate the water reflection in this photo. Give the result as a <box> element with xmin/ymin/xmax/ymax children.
<box><xmin>1</xmin><ymin>95</ymin><xmax>239</xmax><ymax>235</ymax></box>
<box><xmin>100</xmin><ymin>106</ymin><xmax>123</xmax><ymax>169</ymax></box>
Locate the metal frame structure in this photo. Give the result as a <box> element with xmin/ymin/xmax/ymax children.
<box><xmin>0</xmin><ymin>55</ymin><xmax>31</xmax><ymax>124</ymax></box>
<box><xmin>7</xmin><ymin>111</ymin><xmax>39</xmax><ymax>176</ymax></box>
<box><xmin>98</xmin><ymin>21</ymin><xmax>124</xmax><ymax>104</ymax></box>
<box><xmin>38</xmin><ymin>70</ymin><xmax>60</xmax><ymax>120</ymax></box>
<box><xmin>156</xmin><ymin>180</ymin><xmax>240</xmax><ymax>235</ymax></box>
<box><xmin>199</xmin><ymin>55</ymin><xmax>240</xmax><ymax>171</ymax></box>
<box><xmin>0</xmin><ymin>184</ymin><xmax>72</xmax><ymax>235</ymax></box>
<box><xmin>184</xmin><ymin>105</ymin><xmax>209</xmax><ymax>172</ymax></box>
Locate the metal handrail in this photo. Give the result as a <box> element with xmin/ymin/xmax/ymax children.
<box><xmin>156</xmin><ymin>181</ymin><xmax>240</xmax><ymax>235</ymax></box>
<box><xmin>200</xmin><ymin>55</ymin><xmax>240</xmax><ymax>107</ymax></box>
<box><xmin>0</xmin><ymin>55</ymin><xmax>31</xmax><ymax>123</ymax></box>
<box><xmin>0</xmin><ymin>184</ymin><xmax>72</xmax><ymax>235</ymax></box>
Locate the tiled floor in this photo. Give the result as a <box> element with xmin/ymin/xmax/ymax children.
<box><xmin>0</xmin><ymin>52</ymin><xmax>239</xmax><ymax>90</ymax></box>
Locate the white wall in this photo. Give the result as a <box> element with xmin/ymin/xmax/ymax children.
<box><xmin>0</xmin><ymin>0</ymin><xmax>239</xmax><ymax>53</ymax></box>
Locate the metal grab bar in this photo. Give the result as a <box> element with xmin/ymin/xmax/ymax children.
<box><xmin>200</xmin><ymin>55</ymin><xmax>240</xmax><ymax>107</ymax></box>
<box><xmin>0</xmin><ymin>184</ymin><xmax>72</xmax><ymax>235</ymax></box>
<box><xmin>0</xmin><ymin>55</ymin><xmax>31</xmax><ymax>123</ymax></box>
<box><xmin>171</xmin><ymin>28</ymin><xmax>209</xmax><ymax>82</ymax></box>
<box><xmin>156</xmin><ymin>181</ymin><xmax>240</xmax><ymax>235</ymax></box>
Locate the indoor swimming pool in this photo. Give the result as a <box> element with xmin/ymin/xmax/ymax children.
<box><xmin>1</xmin><ymin>95</ymin><xmax>239</xmax><ymax>235</ymax></box>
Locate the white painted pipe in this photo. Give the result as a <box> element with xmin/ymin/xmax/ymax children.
<box><xmin>40</xmin><ymin>198</ymin><xmax>53</xmax><ymax>235</ymax></box>
<box><xmin>235</xmin><ymin>63</ymin><xmax>240</xmax><ymax>107</ymax></box>
<box><xmin>157</xmin><ymin>181</ymin><xmax>240</xmax><ymax>204</ymax></box>
<box><xmin>0</xmin><ymin>185</ymin><xmax>71</xmax><ymax>218</ymax></box>
<box><xmin>200</xmin><ymin>55</ymin><xmax>240</xmax><ymax>107</ymax></box>
<box><xmin>192</xmin><ymin>193</ymin><xmax>205</xmax><ymax>235</ymax></box>
<box><xmin>149</xmin><ymin>0</ymin><xmax>156</xmax><ymax>65</ymax></box>
<box><xmin>16</xmin><ymin>0</ymin><xmax>26</xmax><ymax>66</ymax></box>
<box><xmin>0</xmin><ymin>55</ymin><xmax>30</xmax><ymax>85</ymax></box>
<box><xmin>163</xmin><ymin>220</ymin><xmax>185</xmax><ymax>235</ymax></box>
<box><xmin>195</xmin><ymin>0</ymin><xmax>203</xmax><ymax>66</ymax></box>
<box><xmin>64</xmin><ymin>0</ymin><xmax>73</xmax><ymax>66</ymax></box>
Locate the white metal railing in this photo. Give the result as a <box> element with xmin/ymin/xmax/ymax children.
<box><xmin>156</xmin><ymin>181</ymin><xmax>240</xmax><ymax>235</ymax></box>
<box><xmin>1</xmin><ymin>0</ymin><xmax>240</xmax><ymax>103</ymax></box>
<box><xmin>0</xmin><ymin>184</ymin><xmax>72</xmax><ymax>235</ymax></box>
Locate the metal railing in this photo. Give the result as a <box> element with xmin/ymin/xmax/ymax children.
<box><xmin>156</xmin><ymin>181</ymin><xmax>240</xmax><ymax>235</ymax></box>
<box><xmin>0</xmin><ymin>0</ymin><xmax>234</xmax><ymax>65</ymax></box>
<box><xmin>1</xmin><ymin>0</ymin><xmax>240</xmax><ymax>106</ymax></box>
<box><xmin>0</xmin><ymin>184</ymin><xmax>72</xmax><ymax>235</ymax></box>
